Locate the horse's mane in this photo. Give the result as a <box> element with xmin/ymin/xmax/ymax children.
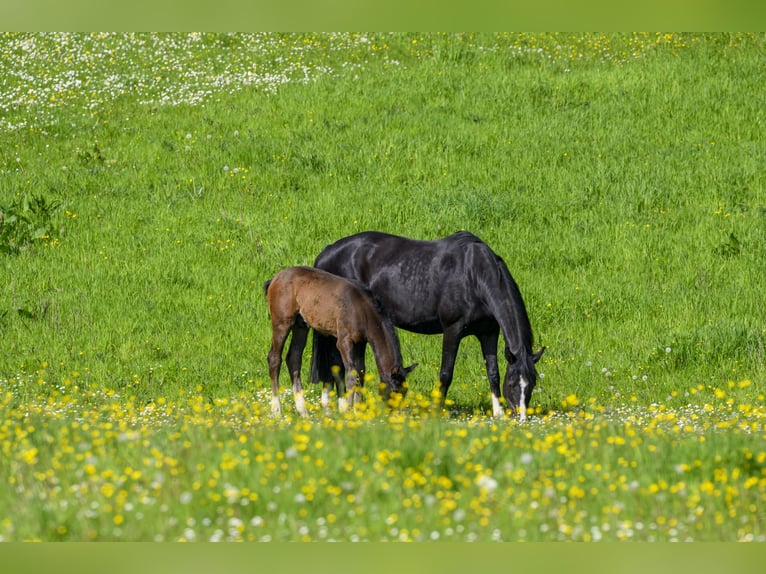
<box><xmin>458</xmin><ymin>234</ymin><xmax>535</xmax><ymax>361</ymax></box>
<box><xmin>495</xmin><ymin>253</ymin><xmax>534</xmax><ymax>348</ymax></box>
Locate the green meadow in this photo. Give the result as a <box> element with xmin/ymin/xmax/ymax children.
<box><xmin>1</xmin><ymin>33</ymin><xmax>765</xmax><ymax>541</ymax></box>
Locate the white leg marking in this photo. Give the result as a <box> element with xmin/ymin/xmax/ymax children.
<box><xmin>294</xmin><ymin>391</ymin><xmax>307</xmax><ymax>417</ymax></box>
<box><xmin>491</xmin><ymin>394</ymin><xmax>504</xmax><ymax>418</ymax></box>
<box><xmin>338</xmin><ymin>396</ymin><xmax>349</xmax><ymax>413</ymax></box>
<box><xmin>271</xmin><ymin>395</ymin><xmax>282</xmax><ymax>417</ymax></box>
<box><xmin>519</xmin><ymin>377</ymin><xmax>528</xmax><ymax>422</ymax></box>
<box><xmin>321</xmin><ymin>385</ymin><xmax>331</xmax><ymax>409</ymax></box>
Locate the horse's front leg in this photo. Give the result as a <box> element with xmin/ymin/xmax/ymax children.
<box><xmin>478</xmin><ymin>330</ymin><xmax>504</xmax><ymax>418</ymax></box>
<box><xmin>437</xmin><ymin>325</ymin><xmax>463</xmax><ymax>411</ymax></box>
<box><xmin>285</xmin><ymin>320</ymin><xmax>309</xmax><ymax>417</ymax></box>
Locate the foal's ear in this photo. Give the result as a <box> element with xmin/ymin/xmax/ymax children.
<box><xmin>532</xmin><ymin>347</ymin><xmax>546</xmax><ymax>363</ymax></box>
<box><xmin>394</xmin><ymin>363</ymin><xmax>418</xmax><ymax>379</ymax></box>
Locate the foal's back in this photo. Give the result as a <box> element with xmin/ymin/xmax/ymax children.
<box><xmin>267</xmin><ymin>266</ymin><xmax>374</xmax><ymax>336</ymax></box>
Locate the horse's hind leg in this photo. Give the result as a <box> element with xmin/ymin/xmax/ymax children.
<box><xmin>285</xmin><ymin>319</ymin><xmax>309</xmax><ymax>417</ymax></box>
<box><xmin>321</xmin><ymin>381</ymin><xmax>333</xmax><ymax>411</ymax></box>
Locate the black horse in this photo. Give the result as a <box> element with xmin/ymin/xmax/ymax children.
<box><xmin>311</xmin><ymin>231</ymin><xmax>545</xmax><ymax>420</ymax></box>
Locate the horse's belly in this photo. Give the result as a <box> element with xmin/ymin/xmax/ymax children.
<box><xmin>394</xmin><ymin>318</ymin><xmax>443</xmax><ymax>335</ymax></box>
<box><xmin>384</xmin><ymin>306</ymin><xmax>443</xmax><ymax>334</ymax></box>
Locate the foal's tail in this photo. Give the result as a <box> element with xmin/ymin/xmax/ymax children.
<box><xmin>263</xmin><ymin>278</ymin><xmax>273</xmax><ymax>297</ymax></box>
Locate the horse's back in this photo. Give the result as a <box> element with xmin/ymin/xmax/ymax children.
<box><xmin>315</xmin><ymin>231</ymin><xmax>505</xmax><ymax>334</ymax></box>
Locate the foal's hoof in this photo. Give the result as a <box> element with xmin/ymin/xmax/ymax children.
<box><xmin>295</xmin><ymin>393</ymin><xmax>308</xmax><ymax>418</ymax></box>
<box><xmin>271</xmin><ymin>396</ymin><xmax>282</xmax><ymax>417</ymax></box>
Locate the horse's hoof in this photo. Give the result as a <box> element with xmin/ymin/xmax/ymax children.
<box><xmin>491</xmin><ymin>395</ymin><xmax>506</xmax><ymax>418</ymax></box>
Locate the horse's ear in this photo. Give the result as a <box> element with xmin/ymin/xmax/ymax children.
<box><xmin>532</xmin><ymin>347</ymin><xmax>546</xmax><ymax>363</ymax></box>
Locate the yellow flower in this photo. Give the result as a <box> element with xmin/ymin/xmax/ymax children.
<box><xmin>21</xmin><ymin>447</ymin><xmax>39</xmax><ymax>465</ymax></box>
<box><xmin>561</xmin><ymin>394</ymin><xmax>579</xmax><ymax>408</ymax></box>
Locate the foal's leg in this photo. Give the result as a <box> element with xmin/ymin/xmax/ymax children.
<box><xmin>322</xmin><ymin>362</ymin><xmax>346</xmax><ymax>412</ymax></box>
<box><xmin>478</xmin><ymin>330</ymin><xmax>504</xmax><ymax>418</ymax></box>
<box><xmin>336</xmin><ymin>336</ymin><xmax>360</xmax><ymax>412</ymax></box>
<box><xmin>267</xmin><ymin>320</ymin><xmax>292</xmax><ymax>417</ymax></box>
<box><xmin>349</xmin><ymin>341</ymin><xmax>367</xmax><ymax>408</ymax></box>
<box><xmin>285</xmin><ymin>320</ymin><xmax>309</xmax><ymax>417</ymax></box>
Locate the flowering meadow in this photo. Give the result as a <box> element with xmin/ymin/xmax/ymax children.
<box><xmin>1</xmin><ymin>33</ymin><xmax>765</xmax><ymax>542</ymax></box>
<box><xmin>2</xmin><ymin>368</ymin><xmax>765</xmax><ymax>542</ymax></box>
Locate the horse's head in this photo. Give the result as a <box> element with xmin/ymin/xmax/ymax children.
<box><xmin>503</xmin><ymin>347</ymin><xmax>545</xmax><ymax>421</ymax></box>
<box><xmin>380</xmin><ymin>363</ymin><xmax>417</xmax><ymax>401</ymax></box>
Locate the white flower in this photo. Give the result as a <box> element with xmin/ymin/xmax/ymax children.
<box><xmin>520</xmin><ymin>452</ymin><xmax>534</xmax><ymax>465</ymax></box>
<box><xmin>476</xmin><ymin>474</ymin><xmax>498</xmax><ymax>492</ymax></box>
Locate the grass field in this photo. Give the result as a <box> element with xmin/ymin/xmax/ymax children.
<box><xmin>1</xmin><ymin>32</ymin><xmax>765</xmax><ymax>541</ymax></box>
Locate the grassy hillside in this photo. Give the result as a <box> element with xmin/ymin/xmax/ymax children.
<box><xmin>2</xmin><ymin>33</ymin><xmax>763</xmax><ymax>410</ymax></box>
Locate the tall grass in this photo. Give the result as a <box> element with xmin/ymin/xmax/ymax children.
<box><xmin>1</xmin><ymin>33</ymin><xmax>764</xmax><ymax>541</ymax></box>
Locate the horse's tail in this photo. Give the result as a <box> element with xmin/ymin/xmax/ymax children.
<box><xmin>310</xmin><ymin>330</ymin><xmax>341</xmax><ymax>384</ymax></box>
<box><xmin>263</xmin><ymin>278</ymin><xmax>272</xmax><ymax>297</ymax></box>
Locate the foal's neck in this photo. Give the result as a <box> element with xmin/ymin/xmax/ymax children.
<box><xmin>366</xmin><ymin>317</ymin><xmax>401</xmax><ymax>380</ymax></box>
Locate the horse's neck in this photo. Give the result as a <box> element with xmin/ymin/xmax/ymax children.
<box><xmin>483</xmin><ymin>267</ymin><xmax>532</xmax><ymax>358</ymax></box>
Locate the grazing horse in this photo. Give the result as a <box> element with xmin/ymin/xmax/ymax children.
<box><xmin>264</xmin><ymin>266</ymin><xmax>416</xmax><ymax>416</ymax></box>
<box><xmin>311</xmin><ymin>231</ymin><xmax>545</xmax><ymax>420</ymax></box>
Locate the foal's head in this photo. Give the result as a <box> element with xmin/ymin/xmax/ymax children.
<box><xmin>379</xmin><ymin>363</ymin><xmax>417</xmax><ymax>402</ymax></box>
<box><xmin>503</xmin><ymin>347</ymin><xmax>545</xmax><ymax>420</ymax></box>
